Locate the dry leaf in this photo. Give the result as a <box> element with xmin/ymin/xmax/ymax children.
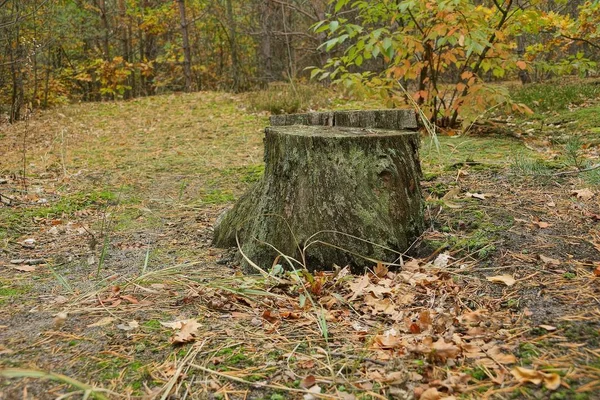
<box><xmin>87</xmin><ymin>317</ymin><xmax>115</xmax><ymax>328</ymax></box>
<box><xmin>433</xmin><ymin>252</ymin><xmax>451</xmax><ymax>268</ymax></box>
<box><xmin>487</xmin><ymin>346</ymin><xmax>517</xmax><ymax>364</ymax></box>
<box><xmin>303</xmin><ymin>384</ymin><xmax>322</xmax><ymax>400</ymax></box>
<box><xmin>510</xmin><ymin>366</ymin><xmax>561</xmax><ymax>390</ymax></box>
<box><xmin>486</xmin><ymin>275</ymin><xmax>516</xmax><ymax>286</ymax></box>
<box><xmin>374</xmin><ymin>262</ymin><xmax>388</xmax><ymax>278</ymax></box>
<box><xmin>533</xmin><ymin>220</ymin><xmax>551</xmax><ymax>229</ymax></box>
<box><xmin>539</xmin><ymin>255</ymin><xmax>560</xmax><ymax>266</ymax></box>
<box><xmin>120</xmin><ymin>295</ymin><xmax>139</xmax><ymax>304</ymax></box>
<box><xmin>300</xmin><ymin>375</ymin><xmax>316</xmax><ymax>389</ymax></box>
<box><xmin>348</xmin><ymin>275</ymin><xmax>370</xmax><ymax>301</ymax></box>
<box><xmin>420</xmin><ymin>387</ymin><xmax>442</xmax><ymax>400</ymax></box>
<box><xmin>431</xmin><ymin>337</ymin><xmax>460</xmax><ymax>360</ymax></box>
<box><xmin>12</xmin><ymin>265</ymin><xmax>36</xmax><ymax>272</ymax></box>
<box><xmin>117</xmin><ymin>320</ymin><xmax>139</xmax><ymax>331</ymax></box>
<box><xmin>539</xmin><ymin>324</ymin><xmax>557</xmax><ymax>331</ymax></box>
<box><xmin>466</xmin><ymin>192</ymin><xmax>486</xmax><ymax>200</ymax></box>
<box><xmin>373</xmin><ymin>334</ymin><xmax>403</xmax><ymax>350</ymax></box>
<box><xmin>442</xmin><ymin>187</ymin><xmax>460</xmax><ymax>200</ymax></box>
<box><xmin>572</xmin><ymin>188</ymin><xmax>594</xmax><ymax>201</ymax></box>
<box><xmin>171</xmin><ymin>319</ymin><xmax>201</xmax><ymax>344</ymax></box>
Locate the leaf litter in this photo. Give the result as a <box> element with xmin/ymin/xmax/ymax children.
<box><xmin>1</xmin><ymin>93</ymin><xmax>599</xmax><ymax>399</ymax></box>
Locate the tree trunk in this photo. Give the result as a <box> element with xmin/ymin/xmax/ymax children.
<box><xmin>177</xmin><ymin>0</ymin><xmax>193</xmax><ymax>92</ymax></box>
<box><xmin>214</xmin><ymin>110</ymin><xmax>424</xmax><ymax>273</ymax></box>
<box><xmin>224</xmin><ymin>0</ymin><xmax>240</xmax><ymax>92</ymax></box>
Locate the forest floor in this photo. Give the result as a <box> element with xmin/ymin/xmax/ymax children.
<box><xmin>0</xmin><ymin>83</ymin><xmax>599</xmax><ymax>400</ymax></box>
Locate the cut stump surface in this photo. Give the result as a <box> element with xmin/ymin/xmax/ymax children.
<box><xmin>214</xmin><ymin>110</ymin><xmax>424</xmax><ymax>272</ymax></box>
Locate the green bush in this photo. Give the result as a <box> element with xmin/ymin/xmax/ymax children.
<box><xmin>245</xmin><ymin>82</ymin><xmax>333</xmax><ymax>115</ymax></box>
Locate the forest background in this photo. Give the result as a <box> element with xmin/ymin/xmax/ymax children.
<box><xmin>1</xmin><ymin>0</ymin><xmax>600</xmax><ymax>126</ymax></box>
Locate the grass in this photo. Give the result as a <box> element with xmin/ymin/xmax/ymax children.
<box><xmin>510</xmin><ymin>79</ymin><xmax>600</xmax><ymax>112</ymax></box>
<box><xmin>2</xmin><ymin>83</ymin><xmax>600</xmax><ymax>399</ymax></box>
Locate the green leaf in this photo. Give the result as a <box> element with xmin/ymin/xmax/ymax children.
<box><xmin>329</xmin><ymin>20</ymin><xmax>339</xmax><ymax>33</ymax></box>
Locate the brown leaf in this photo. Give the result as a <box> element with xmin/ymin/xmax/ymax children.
<box><xmin>487</xmin><ymin>346</ymin><xmax>517</xmax><ymax>364</ymax></box>
<box><xmin>486</xmin><ymin>274</ymin><xmax>516</xmax><ymax>286</ymax></box>
<box><xmin>511</xmin><ymin>366</ymin><xmax>561</xmax><ymax>390</ymax></box>
<box><xmin>348</xmin><ymin>275</ymin><xmax>370</xmax><ymax>301</ymax></box>
<box><xmin>431</xmin><ymin>337</ymin><xmax>460</xmax><ymax>360</ymax></box>
<box><xmin>539</xmin><ymin>255</ymin><xmax>560</xmax><ymax>266</ymax></box>
<box><xmin>374</xmin><ymin>262</ymin><xmax>388</xmax><ymax>278</ymax></box>
<box><xmin>533</xmin><ymin>220</ymin><xmax>551</xmax><ymax>229</ymax></box>
<box><xmin>593</xmin><ymin>265</ymin><xmax>600</xmax><ymax>277</ymax></box>
<box><xmin>171</xmin><ymin>319</ymin><xmax>201</xmax><ymax>344</ymax></box>
<box><xmin>120</xmin><ymin>295</ymin><xmax>139</xmax><ymax>304</ymax></box>
<box><xmin>572</xmin><ymin>188</ymin><xmax>594</xmax><ymax>201</ymax></box>
<box><xmin>262</xmin><ymin>310</ymin><xmax>279</xmax><ymax>323</ymax></box>
<box><xmin>419</xmin><ymin>387</ymin><xmax>442</xmax><ymax>400</ymax></box>
<box><xmin>373</xmin><ymin>334</ymin><xmax>403</xmax><ymax>350</ymax></box>
<box><xmin>87</xmin><ymin>317</ymin><xmax>115</xmax><ymax>328</ymax></box>
<box><xmin>12</xmin><ymin>265</ymin><xmax>36</xmax><ymax>272</ymax></box>
<box><xmin>300</xmin><ymin>375</ymin><xmax>316</xmax><ymax>389</ymax></box>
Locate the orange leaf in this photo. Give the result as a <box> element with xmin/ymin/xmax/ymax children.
<box><xmin>516</xmin><ymin>60</ymin><xmax>527</xmax><ymax>70</ymax></box>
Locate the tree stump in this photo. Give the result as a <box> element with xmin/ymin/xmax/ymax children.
<box><xmin>213</xmin><ymin>110</ymin><xmax>424</xmax><ymax>273</ymax></box>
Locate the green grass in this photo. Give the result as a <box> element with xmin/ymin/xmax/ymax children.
<box><xmin>0</xmin><ymin>284</ymin><xmax>31</xmax><ymax>305</ymax></box>
<box><xmin>510</xmin><ymin>80</ymin><xmax>600</xmax><ymax>112</ymax></box>
<box><xmin>421</xmin><ymin>136</ymin><xmax>536</xmax><ymax>174</ymax></box>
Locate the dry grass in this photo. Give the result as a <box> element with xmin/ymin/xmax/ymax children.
<box><xmin>0</xmin><ymin>88</ymin><xmax>599</xmax><ymax>399</ymax></box>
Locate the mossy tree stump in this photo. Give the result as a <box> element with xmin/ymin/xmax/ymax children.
<box><xmin>213</xmin><ymin>110</ymin><xmax>424</xmax><ymax>272</ymax></box>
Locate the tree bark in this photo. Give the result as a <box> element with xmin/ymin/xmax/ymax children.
<box><xmin>177</xmin><ymin>0</ymin><xmax>193</xmax><ymax>92</ymax></box>
<box><xmin>214</xmin><ymin>110</ymin><xmax>424</xmax><ymax>273</ymax></box>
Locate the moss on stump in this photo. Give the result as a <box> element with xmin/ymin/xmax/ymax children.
<box><xmin>214</xmin><ymin>111</ymin><xmax>424</xmax><ymax>273</ymax></box>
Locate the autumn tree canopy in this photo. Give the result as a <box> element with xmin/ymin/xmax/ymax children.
<box><xmin>1</xmin><ymin>0</ymin><xmax>598</xmax><ymax>125</ymax></box>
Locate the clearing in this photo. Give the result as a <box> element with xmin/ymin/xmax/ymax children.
<box><xmin>1</xmin><ymin>84</ymin><xmax>599</xmax><ymax>400</ymax></box>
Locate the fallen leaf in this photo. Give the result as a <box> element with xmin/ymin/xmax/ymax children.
<box><xmin>300</xmin><ymin>375</ymin><xmax>316</xmax><ymax>389</ymax></box>
<box><xmin>303</xmin><ymin>384</ymin><xmax>321</xmax><ymax>400</ymax></box>
<box><xmin>539</xmin><ymin>255</ymin><xmax>560</xmax><ymax>266</ymax></box>
<box><xmin>510</xmin><ymin>366</ymin><xmax>561</xmax><ymax>390</ymax></box>
<box><xmin>54</xmin><ymin>312</ymin><xmax>68</xmax><ymax>329</ymax></box>
<box><xmin>374</xmin><ymin>262</ymin><xmax>388</xmax><ymax>278</ymax></box>
<box><xmin>12</xmin><ymin>265</ymin><xmax>36</xmax><ymax>272</ymax></box>
<box><xmin>171</xmin><ymin>319</ymin><xmax>201</xmax><ymax>344</ymax></box>
<box><xmin>262</xmin><ymin>310</ymin><xmax>279</xmax><ymax>323</ymax></box>
<box><xmin>117</xmin><ymin>320</ymin><xmax>139</xmax><ymax>331</ymax></box>
<box><xmin>538</xmin><ymin>324</ymin><xmax>557</xmax><ymax>331</ymax></box>
<box><xmin>533</xmin><ymin>220</ymin><xmax>551</xmax><ymax>229</ymax></box>
<box><xmin>87</xmin><ymin>317</ymin><xmax>115</xmax><ymax>328</ymax></box>
<box><xmin>348</xmin><ymin>275</ymin><xmax>370</xmax><ymax>301</ymax></box>
<box><xmin>486</xmin><ymin>275</ymin><xmax>516</xmax><ymax>286</ymax></box>
<box><xmin>431</xmin><ymin>337</ymin><xmax>460</xmax><ymax>360</ymax></box>
<box><xmin>420</xmin><ymin>387</ymin><xmax>442</xmax><ymax>400</ymax></box>
<box><xmin>433</xmin><ymin>252</ymin><xmax>451</xmax><ymax>268</ymax></box>
<box><xmin>466</xmin><ymin>192</ymin><xmax>486</xmax><ymax>200</ymax></box>
<box><xmin>487</xmin><ymin>346</ymin><xmax>517</xmax><ymax>364</ymax></box>
<box><xmin>572</xmin><ymin>188</ymin><xmax>594</xmax><ymax>201</ymax></box>
<box><xmin>373</xmin><ymin>334</ymin><xmax>403</xmax><ymax>350</ymax></box>
<box><xmin>120</xmin><ymin>295</ymin><xmax>139</xmax><ymax>304</ymax></box>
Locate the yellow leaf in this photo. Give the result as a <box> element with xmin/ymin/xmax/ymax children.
<box><xmin>486</xmin><ymin>275</ymin><xmax>516</xmax><ymax>286</ymax></box>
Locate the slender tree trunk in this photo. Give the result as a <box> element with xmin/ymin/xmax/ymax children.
<box><xmin>177</xmin><ymin>0</ymin><xmax>193</xmax><ymax>92</ymax></box>
<box><xmin>97</xmin><ymin>0</ymin><xmax>110</xmax><ymax>60</ymax></box>
<box><xmin>225</xmin><ymin>0</ymin><xmax>240</xmax><ymax>92</ymax></box>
